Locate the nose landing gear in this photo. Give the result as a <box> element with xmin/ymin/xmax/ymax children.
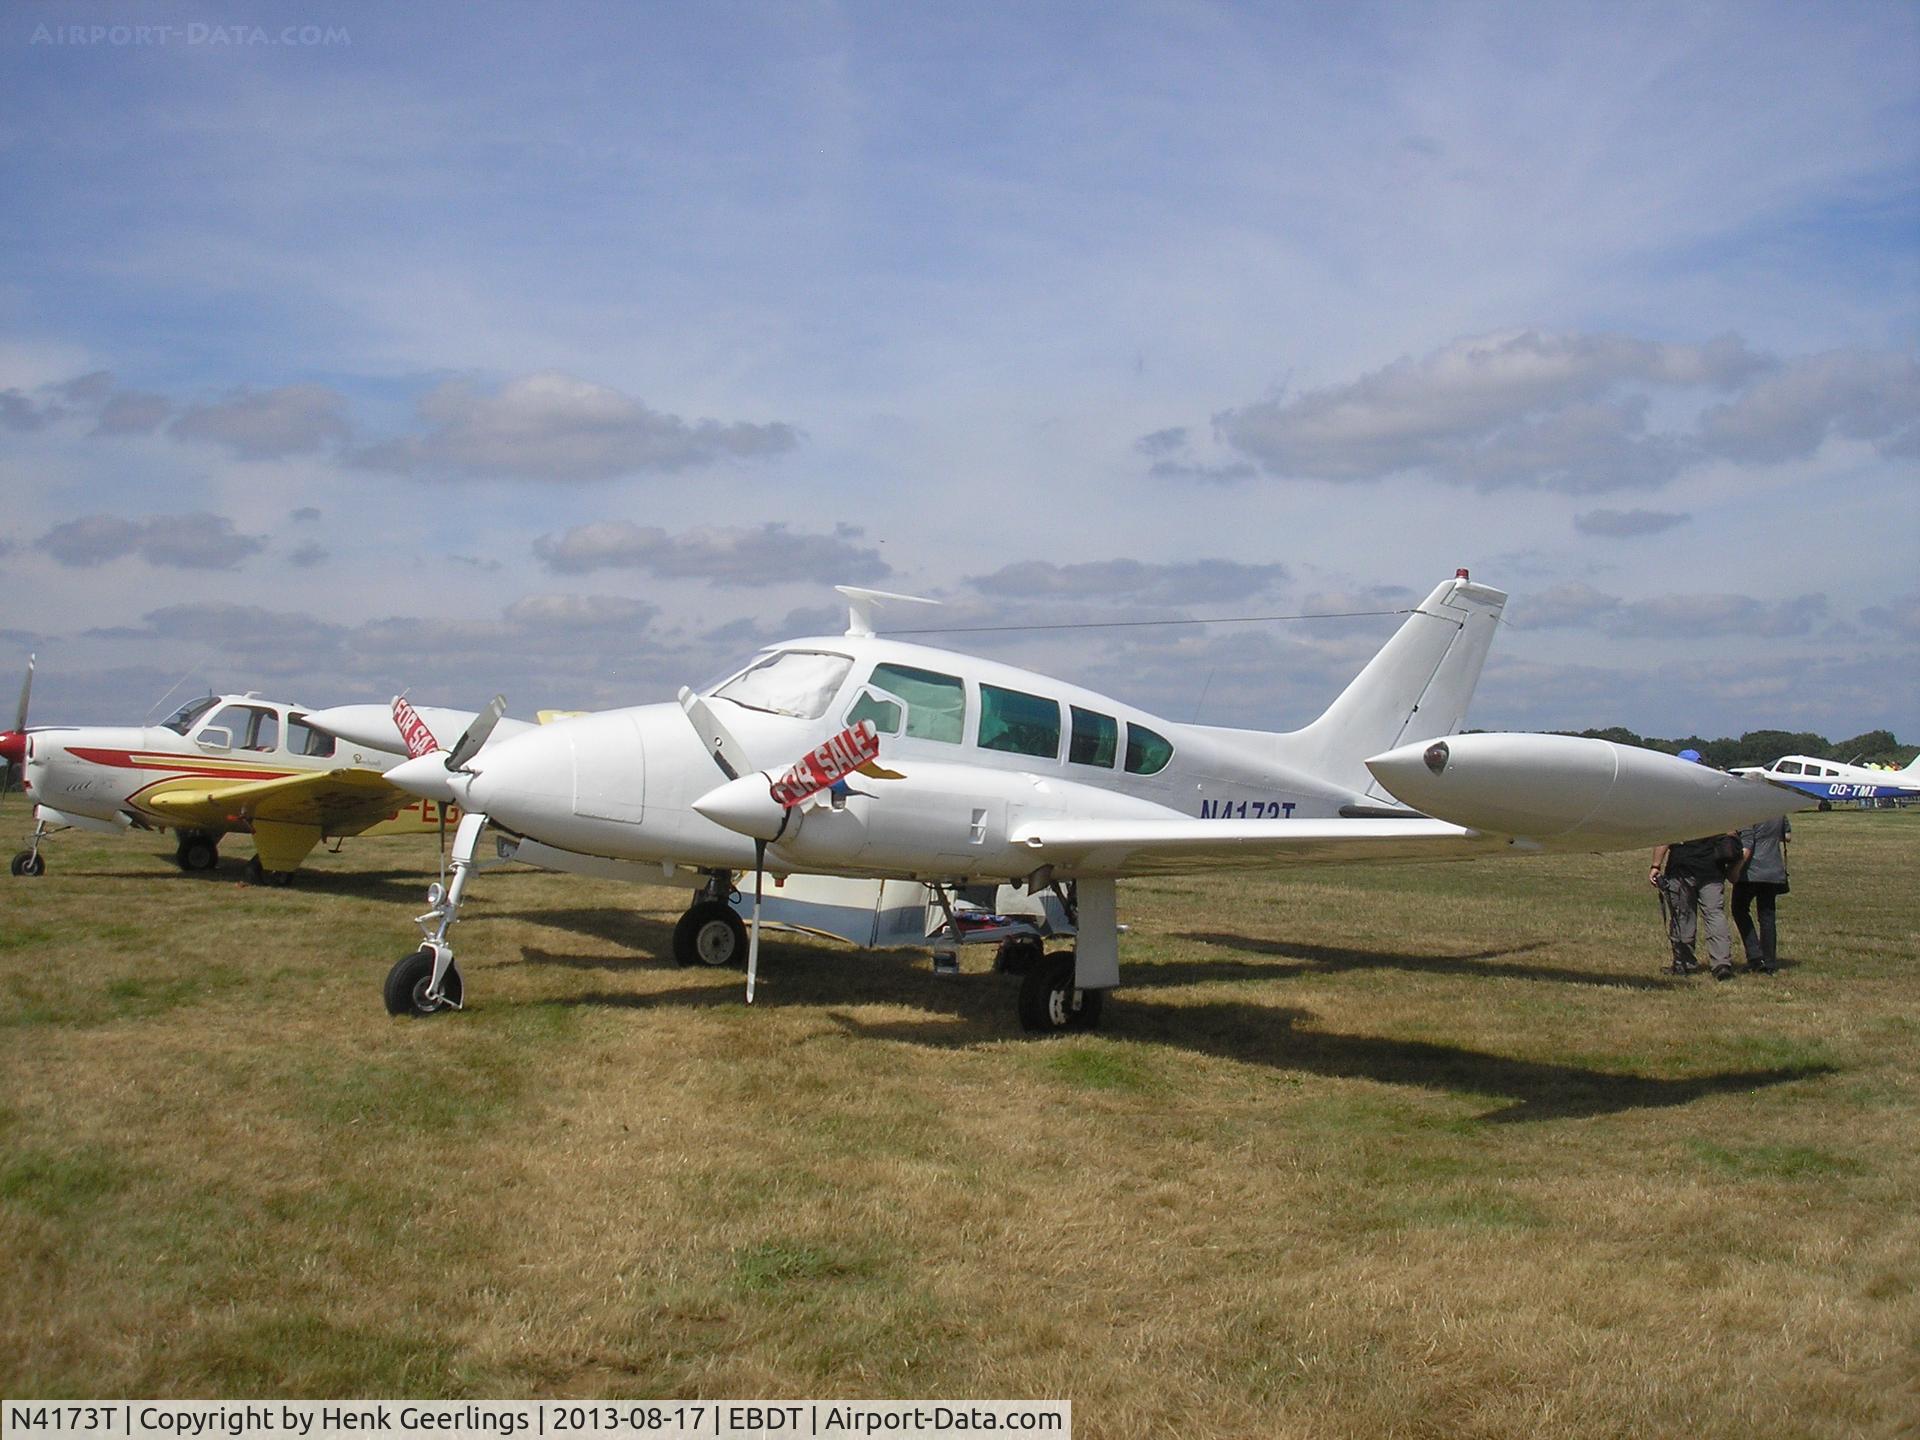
<box><xmin>382</xmin><ymin>810</ymin><xmax>487</xmax><ymax>1017</ymax></box>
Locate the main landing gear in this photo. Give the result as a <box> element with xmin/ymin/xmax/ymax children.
<box><xmin>383</xmin><ymin>810</ymin><xmax>488</xmax><ymax>1017</ymax></box>
<box><xmin>174</xmin><ymin>830</ymin><xmax>219</xmax><ymax>873</ymax></box>
<box><xmin>673</xmin><ymin>872</ymin><xmax>748</xmax><ymax>968</ymax></box>
<box><xmin>244</xmin><ymin>855</ymin><xmax>293</xmax><ymax>887</ymax></box>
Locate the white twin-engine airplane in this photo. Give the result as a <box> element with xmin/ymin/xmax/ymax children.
<box><xmin>377</xmin><ymin>572</ymin><xmax>1810</xmax><ymax>1032</ymax></box>
<box><xmin>2</xmin><ymin>658</ymin><xmax>523</xmax><ymax>882</ymax></box>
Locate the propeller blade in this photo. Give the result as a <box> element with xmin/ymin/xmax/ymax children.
<box><xmin>0</xmin><ymin>654</ymin><xmax>32</xmax><ymax>800</ymax></box>
<box><xmin>679</xmin><ymin>687</ymin><xmax>747</xmax><ymax>780</ymax></box>
<box><xmin>746</xmin><ymin>839</ymin><xmax>765</xmax><ymax>1005</ymax></box>
<box><xmin>446</xmin><ymin>694</ymin><xmax>507</xmax><ymax>771</ymax></box>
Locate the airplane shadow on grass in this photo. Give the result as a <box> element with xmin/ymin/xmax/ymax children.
<box><xmin>523</xmin><ymin>934</ymin><xmax>1832</xmax><ymax>1124</ymax></box>
<box><xmin>1164</xmin><ymin>933</ymin><xmax>1671</xmax><ymax>992</ymax></box>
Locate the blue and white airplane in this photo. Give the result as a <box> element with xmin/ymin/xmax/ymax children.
<box><xmin>1731</xmin><ymin>753</ymin><xmax>1920</xmax><ymax>807</ymax></box>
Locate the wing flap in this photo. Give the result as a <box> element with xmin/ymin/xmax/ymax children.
<box><xmin>1011</xmin><ymin>816</ymin><xmax>1509</xmax><ymax>877</ymax></box>
<box><xmin>142</xmin><ymin>767</ymin><xmax>407</xmax><ymax>834</ymax></box>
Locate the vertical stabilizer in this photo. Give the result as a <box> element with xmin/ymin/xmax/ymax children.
<box><xmin>1276</xmin><ymin>575</ymin><xmax>1508</xmax><ymax>801</ymax></box>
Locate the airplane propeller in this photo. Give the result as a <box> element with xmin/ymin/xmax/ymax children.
<box><xmin>0</xmin><ymin>654</ymin><xmax>34</xmax><ymax>808</ymax></box>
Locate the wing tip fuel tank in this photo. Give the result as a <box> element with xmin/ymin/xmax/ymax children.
<box><xmin>1366</xmin><ymin>732</ymin><xmax>1815</xmax><ymax>847</ymax></box>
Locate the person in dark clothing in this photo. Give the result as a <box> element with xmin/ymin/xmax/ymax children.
<box><xmin>1732</xmin><ymin>814</ymin><xmax>1791</xmax><ymax>973</ymax></box>
<box><xmin>1651</xmin><ymin>832</ymin><xmax>1738</xmax><ymax>978</ymax></box>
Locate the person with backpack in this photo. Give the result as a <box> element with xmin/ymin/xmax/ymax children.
<box><xmin>1649</xmin><ymin>750</ymin><xmax>1741</xmax><ymax>980</ymax></box>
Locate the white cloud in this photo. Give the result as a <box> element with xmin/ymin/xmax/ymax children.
<box><xmin>1208</xmin><ymin>329</ymin><xmax>1766</xmax><ymax>489</ymax></box>
<box><xmin>353</xmin><ymin>372</ymin><xmax>799</xmax><ymax>481</ymax></box>
<box><xmin>1573</xmin><ymin>508</ymin><xmax>1690</xmax><ymax>538</ymax></box>
<box><xmin>38</xmin><ymin>513</ymin><xmax>267</xmax><ymax>571</ymax></box>
<box><xmin>169</xmin><ymin>384</ymin><xmax>351</xmax><ymax>459</ymax></box>
<box><xmin>533</xmin><ymin>520</ymin><xmax>886</xmax><ymax>585</ymax></box>
<box><xmin>964</xmin><ymin>558</ymin><xmax>1290</xmax><ymax>607</ymax></box>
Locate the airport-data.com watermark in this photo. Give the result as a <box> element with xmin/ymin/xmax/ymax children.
<box><xmin>29</xmin><ymin>21</ymin><xmax>350</xmax><ymax>48</ymax></box>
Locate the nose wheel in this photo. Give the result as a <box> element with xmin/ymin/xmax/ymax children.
<box><xmin>384</xmin><ymin>947</ymin><xmax>464</xmax><ymax>1017</ymax></box>
<box><xmin>10</xmin><ymin>849</ymin><xmax>44</xmax><ymax>877</ymax></box>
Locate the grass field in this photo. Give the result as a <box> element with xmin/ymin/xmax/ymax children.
<box><xmin>3</xmin><ymin>812</ymin><xmax>1917</xmax><ymax>1437</ymax></box>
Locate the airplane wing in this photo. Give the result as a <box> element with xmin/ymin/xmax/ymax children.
<box><xmin>141</xmin><ymin>767</ymin><xmax>415</xmax><ymax>835</ymax></box>
<box><xmin>1009</xmin><ymin>816</ymin><xmax>1512</xmax><ymax>877</ymax></box>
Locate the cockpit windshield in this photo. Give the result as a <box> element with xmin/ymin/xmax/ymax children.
<box><xmin>160</xmin><ymin>697</ymin><xmax>220</xmax><ymax>735</ymax></box>
<box><xmin>710</xmin><ymin>650</ymin><xmax>852</xmax><ymax>719</ymax></box>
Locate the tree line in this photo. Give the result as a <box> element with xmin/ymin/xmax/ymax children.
<box><xmin>1547</xmin><ymin>727</ymin><xmax>1917</xmax><ymax>771</ymax></box>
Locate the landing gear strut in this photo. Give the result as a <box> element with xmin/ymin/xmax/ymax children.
<box><xmin>384</xmin><ymin>810</ymin><xmax>487</xmax><ymax>1017</ymax></box>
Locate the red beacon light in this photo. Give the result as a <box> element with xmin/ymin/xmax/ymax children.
<box><xmin>1456</xmin><ymin>568</ymin><xmax>1470</xmax><ymax>580</ymax></box>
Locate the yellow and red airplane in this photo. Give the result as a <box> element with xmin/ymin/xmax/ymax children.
<box><xmin>3</xmin><ymin>667</ymin><xmax>516</xmax><ymax>883</ymax></box>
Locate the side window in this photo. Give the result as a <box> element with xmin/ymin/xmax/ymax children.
<box><xmin>869</xmin><ymin>663</ymin><xmax>965</xmax><ymax>743</ymax></box>
<box><xmin>203</xmin><ymin>704</ymin><xmax>276</xmax><ymax>751</ymax></box>
<box><xmin>1776</xmin><ymin>760</ymin><xmax>1802</xmax><ymax>775</ymax></box>
<box><xmin>1124</xmin><ymin>722</ymin><xmax>1174</xmax><ymax>776</ymax></box>
<box><xmin>979</xmin><ymin>684</ymin><xmax>1061</xmax><ymax>760</ymax></box>
<box><xmin>1069</xmin><ymin>706</ymin><xmax>1117</xmax><ymax>767</ymax></box>
<box><xmin>287</xmin><ymin>715</ymin><xmax>337</xmax><ymax>758</ymax></box>
<box><xmin>846</xmin><ymin>691</ymin><xmax>903</xmax><ymax>736</ymax></box>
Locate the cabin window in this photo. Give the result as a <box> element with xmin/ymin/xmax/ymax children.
<box><xmin>1776</xmin><ymin>760</ymin><xmax>1802</xmax><ymax>775</ymax></box>
<box><xmin>979</xmin><ymin>684</ymin><xmax>1061</xmax><ymax>759</ymax></box>
<box><xmin>204</xmin><ymin>704</ymin><xmax>279</xmax><ymax>751</ymax></box>
<box><xmin>713</xmin><ymin>650</ymin><xmax>852</xmax><ymax>719</ymax></box>
<box><xmin>287</xmin><ymin>715</ymin><xmax>336</xmax><ymax>758</ymax></box>
<box><xmin>1069</xmin><ymin>706</ymin><xmax>1118</xmax><ymax>767</ymax></box>
<box><xmin>868</xmin><ymin>663</ymin><xmax>965</xmax><ymax>743</ymax></box>
<box><xmin>845</xmin><ymin>691</ymin><xmax>903</xmax><ymax>736</ymax></box>
<box><xmin>1823</xmin><ymin>767</ymin><xmax>1839</xmax><ymax>777</ymax></box>
<box><xmin>1125</xmin><ymin>722</ymin><xmax>1174</xmax><ymax>776</ymax></box>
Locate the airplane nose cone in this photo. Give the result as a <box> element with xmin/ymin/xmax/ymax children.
<box><xmin>385</xmin><ymin>752</ymin><xmax>458</xmax><ymax>803</ymax></box>
<box><xmin>0</xmin><ymin>730</ymin><xmax>24</xmax><ymax>768</ymax></box>
<box><xmin>692</xmin><ymin>772</ymin><xmax>787</xmax><ymax>842</ymax></box>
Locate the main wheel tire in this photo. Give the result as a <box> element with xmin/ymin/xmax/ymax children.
<box><xmin>11</xmin><ymin>850</ymin><xmax>45</xmax><ymax>877</ymax></box>
<box><xmin>177</xmin><ymin>834</ymin><xmax>218</xmax><ymax>872</ymax></box>
<box><xmin>244</xmin><ymin>855</ymin><xmax>292</xmax><ymax>887</ymax></box>
<box><xmin>1018</xmin><ymin>954</ymin><xmax>1105</xmax><ymax>1034</ymax></box>
<box><xmin>673</xmin><ymin>901</ymin><xmax>747</xmax><ymax>967</ymax></box>
<box><xmin>384</xmin><ymin>948</ymin><xmax>463</xmax><ymax>1017</ymax></box>
<box><xmin>1817</xmin><ymin>799</ymin><xmax>1832</xmax><ymax>812</ymax></box>
<box><xmin>994</xmin><ymin>934</ymin><xmax>1045</xmax><ymax>975</ymax></box>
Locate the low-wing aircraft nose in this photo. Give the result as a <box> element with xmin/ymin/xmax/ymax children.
<box><xmin>691</xmin><ymin>772</ymin><xmax>786</xmax><ymax>842</ymax></box>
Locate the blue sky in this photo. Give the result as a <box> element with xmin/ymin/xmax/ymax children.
<box><xmin>2</xmin><ymin>0</ymin><xmax>1915</xmax><ymax>740</ymax></box>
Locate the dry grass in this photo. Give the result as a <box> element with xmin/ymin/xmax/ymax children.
<box><xmin>3</xmin><ymin>813</ymin><xmax>1917</xmax><ymax>1437</ymax></box>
